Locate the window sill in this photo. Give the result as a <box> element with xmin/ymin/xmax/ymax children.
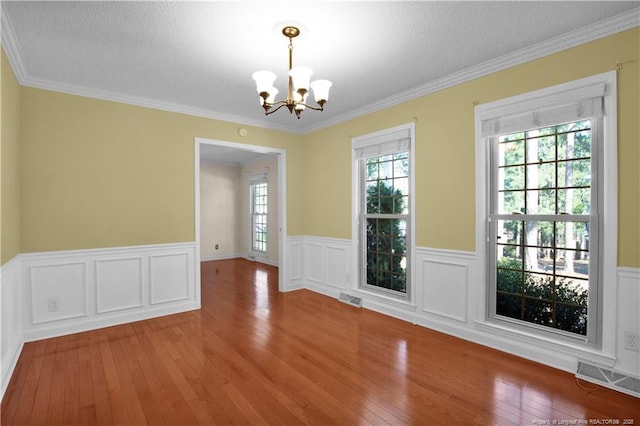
<box><xmin>474</xmin><ymin>319</ymin><xmax>616</xmax><ymax>368</ymax></box>
<box><xmin>352</xmin><ymin>288</ymin><xmax>417</xmax><ymax>312</ymax></box>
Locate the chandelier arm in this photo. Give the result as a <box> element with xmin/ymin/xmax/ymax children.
<box><xmin>264</xmin><ymin>103</ymin><xmax>289</xmax><ymax>116</ymax></box>
<box><xmin>298</xmin><ymin>103</ymin><xmax>324</xmax><ymax>112</ymax></box>
<box><xmin>267</xmin><ymin>99</ymin><xmax>288</xmax><ymax>107</ymax></box>
<box><xmin>261</xmin><ymin>99</ymin><xmax>286</xmax><ymax>113</ymax></box>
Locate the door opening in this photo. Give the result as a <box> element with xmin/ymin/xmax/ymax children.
<box><xmin>194</xmin><ymin>138</ymin><xmax>287</xmax><ymax>297</ymax></box>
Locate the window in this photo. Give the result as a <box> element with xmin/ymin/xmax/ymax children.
<box><xmin>353</xmin><ymin>124</ymin><xmax>414</xmax><ymax>299</ymax></box>
<box><xmin>477</xmin><ymin>72</ymin><xmax>617</xmax><ymax>346</ymax></box>
<box><xmin>250</xmin><ymin>175</ymin><xmax>268</xmax><ymax>253</ymax></box>
<box><xmin>493</xmin><ymin>120</ymin><xmax>595</xmax><ymax>337</ymax></box>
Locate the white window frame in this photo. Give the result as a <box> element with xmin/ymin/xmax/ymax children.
<box><xmin>475</xmin><ymin>71</ymin><xmax>617</xmax><ymax>353</ymax></box>
<box><xmin>351</xmin><ymin>123</ymin><xmax>416</xmax><ymax>305</ymax></box>
<box><xmin>250</xmin><ymin>173</ymin><xmax>268</xmax><ymax>254</ymax></box>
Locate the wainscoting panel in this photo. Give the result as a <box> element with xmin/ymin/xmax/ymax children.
<box><xmin>150</xmin><ymin>253</ymin><xmax>190</xmax><ymax>304</ymax></box>
<box><xmin>421</xmin><ymin>258</ymin><xmax>468</xmax><ymax>323</ymax></box>
<box><xmin>305</xmin><ymin>243</ymin><xmax>324</xmax><ymax>284</ymax></box>
<box><xmin>30</xmin><ymin>262</ymin><xmax>87</xmax><ymax>324</ymax></box>
<box><xmin>96</xmin><ymin>257</ymin><xmax>143</xmax><ymax>313</ymax></box>
<box><xmin>326</xmin><ymin>244</ymin><xmax>350</xmax><ymax>289</ymax></box>
<box><xmin>299</xmin><ymin>237</ymin><xmax>352</xmax><ymax>293</ymax></box>
<box><xmin>286</xmin><ymin>237</ymin><xmax>304</xmax><ymax>291</ymax></box>
<box><xmin>21</xmin><ymin>243</ymin><xmax>197</xmax><ymax>342</ymax></box>
<box><xmin>615</xmin><ymin>268</ymin><xmax>640</xmax><ymax>377</ymax></box>
<box><xmin>289</xmin><ymin>241</ymin><xmax>303</xmax><ymax>281</ymax></box>
<box><xmin>1</xmin><ymin>256</ymin><xmax>24</xmax><ymax>400</ymax></box>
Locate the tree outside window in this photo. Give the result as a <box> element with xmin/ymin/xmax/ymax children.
<box><xmin>363</xmin><ymin>153</ymin><xmax>409</xmax><ymax>294</ymax></box>
<box><xmin>495</xmin><ymin>120</ymin><xmax>592</xmax><ymax>335</ymax></box>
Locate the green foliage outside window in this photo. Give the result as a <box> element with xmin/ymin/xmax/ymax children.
<box><xmin>366</xmin><ymin>182</ymin><xmax>406</xmax><ymax>292</ymax></box>
<box><xmin>364</xmin><ymin>153</ymin><xmax>408</xmax><ymax>293</ymax></box>
<box><xmin>496</xmin><ymin>120</ymin><xmax>592</xmax><ymax>336</ymax></box>
<box><xmin>496</xmin><ymin>259</ymin><xmax>588</xmax><ymax>335</ymax></box>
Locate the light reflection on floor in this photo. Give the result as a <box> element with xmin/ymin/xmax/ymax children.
<box><xmin>492</xmin><ymin>375</ymin><xmax>586</xmax><ymax>424</ymax></box>
<box><xmin>251</xmin><ymin>267</ymin><xmax>271</xmax><ymax>349</ymax></box>
<box><xmin>361</xmin><ymin>338</ymin><xmax>409</xmax><ymax>420</ymax></box>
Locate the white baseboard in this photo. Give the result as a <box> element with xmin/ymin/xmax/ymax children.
<box><xmin>288</xmin><ymin>235</ymin><xmax>640</xmax><ymax>384</ymax></box>
<box><xmin>244</xmin><ymin>254</ymin><xmax>279</xmax><ymax>267</ymax></box>
<box><xmin>200</xmin><ymin>253</ymin><xmax>279</xmax><ymax>268</ymax></box>
<box><xmin>200</xmin><ymin>253</ymin><xmax>244</xmax><ymax>262</ymax></box>
<box><xmin>23</xmin><ymin>300</ymin><xmax>199</xmax><ymax>342</ymax></box>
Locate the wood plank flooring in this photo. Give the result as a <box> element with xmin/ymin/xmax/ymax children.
<box><xmin>2</xmin><ymin>258</ymin><xmax>638</xmax><ymax>425</ymax></box>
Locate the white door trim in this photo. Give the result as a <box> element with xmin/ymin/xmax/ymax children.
<box><xmin>194</xmin><ymin>137</ymin><xmax>287</xmax><ymax>292</ymax></box>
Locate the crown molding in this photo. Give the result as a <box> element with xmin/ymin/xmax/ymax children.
<box><xmin>22</xmin><ymin>75</ymin><xmax>299</xmax><ymax>134</ymax></box>
<box><xmin>0</xmin><ymin>2</ymin><xmax>27</xmax><ymax>82</ymax></box>
<box><xmin>303</xmin><ymin>7</ymin><xmax>640</xmax><ymax>134</ymax></box>
<box><xmin>2</xmin><ymin>5</ymin><xmax>638</xmax><ymax>135</ymax></box>
<box><xmin>0</xmin><ymin>2</ymin><xmax>298</xmax><ymax>134</ymax></box>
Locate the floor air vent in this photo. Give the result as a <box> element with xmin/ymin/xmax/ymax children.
<box><xmin>338</xmin><ymin>292</ymin><xmax>363</xmax><ymax>308</ymax></box>
<box><xmin>576</xmin><ymin>361</ymin><xmax>640</xmax><ymax>397</ymax></box>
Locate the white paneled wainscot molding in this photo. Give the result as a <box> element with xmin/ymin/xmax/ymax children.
<box><xmin>21</xmin><ymin>243</ymin><xmax>197</xmax><ymax>342</ymax></box>
<box><xmin>616</xmin><ymin>267</ymin><xmax>640</xmax><ymax>378</ymax></box>
<box><xmin>0</xmin><ymin>242</ymin><xmax>198</xmax><ymax>400</ymax></box>
<box><xmin>1</xmin><ymin>256</ymin><xmax>23</xmax><ymax>399</ymax></box>
<box><xmin>285</xmin><ymin>236</ymin><xmax>305</xmax><ymax>291</ymax></box>
<box><xmin>285</xmin><ymin>236</ymin><xmax>640</xmax><ymax>384</ymax></box>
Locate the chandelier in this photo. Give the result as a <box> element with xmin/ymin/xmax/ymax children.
<box><xmin>252</xmin><ymin>26</ymin><xmax>332</xmax><ymax>119</ymax></box>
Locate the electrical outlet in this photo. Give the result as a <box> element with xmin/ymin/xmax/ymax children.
<box><xmin>624</xmin><ymin>331</ymin><xmax>640</xmax><ymax>352</ymax></box>
<box><xmin>48</xmin><ymin>298</ymin><xmax>60</xmax><ymax>312</ymax></box>
<box><xmin>215</xmin><ymin>244</ymin><xmax>219</xmax><ymax>250</ymax></box>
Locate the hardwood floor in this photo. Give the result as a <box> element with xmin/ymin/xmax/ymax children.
<box><xmin>2</xmin><ymin>258</ymin><xmax>638</xmax><ymax>425</ymax></box>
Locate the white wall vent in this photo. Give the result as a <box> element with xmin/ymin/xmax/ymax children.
<box><xmin>576</xmin><ymin>361</ymin><xmax>640</xmax><ymax>398</ymax></box>
<box><xmin>338</xmin><ymin>292</ymin><xmax>363</xmax><ymax>308</ymax></box>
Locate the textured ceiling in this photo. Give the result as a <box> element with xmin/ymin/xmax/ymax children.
<box><xmin>199</xmin><ymin>142</ymin><xmax>274</xmax><ymax>164</ymax></box>
<box><xmin>2</xmin><ymin>1</ymin><xmax>639</xmax><ymax>135</ymax></box>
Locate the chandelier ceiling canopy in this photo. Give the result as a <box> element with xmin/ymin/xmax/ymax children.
<box><xmin>252</xmin><ymin>26</ymin><xmax>332</xmax><ymax>119</ymax></box>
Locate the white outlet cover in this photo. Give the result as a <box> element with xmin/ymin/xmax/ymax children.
<box><xmin>623</xmin><ymin>331</ymin><xmax>640</xmax><ymax>352</ymax></box>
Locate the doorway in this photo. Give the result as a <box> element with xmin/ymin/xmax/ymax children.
<box><xmin>194</xmin><ymin>137</ymin><xmax>287</xmax><ymax>295</ymax></box>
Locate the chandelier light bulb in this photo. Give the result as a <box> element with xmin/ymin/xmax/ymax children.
<box><xmin>252</xmin><ymin>70</ymin><xmax>276</xmax><ymax>95</ymax></box>
<box><xmin>310</xmin><ymin>79</ymin><xmax>332</xmax><ymax>103</ymax></box>
<box><xmin>289</xmin><ymin>66</ymin><xmax>313</xmax><ymax>93</ymax></box>
<box><xmin>265</xmin><ymin>87</ymin><xmax>279</xmax><ymax>105</ymax></box>
<box><xmin>294</xmin><ymin>92</ymin><xmax>308</xmax><ymax>110</ymax></box>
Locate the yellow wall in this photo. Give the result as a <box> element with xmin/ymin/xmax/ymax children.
<box><xmin>19</xmin><ymin>88</ymin><xmax>303</xmax><ymax>252</ymax></box>
<box><xmin>1</xmin><ymin>49</ymin><xmax>22</xmax><ymax>265</ymax></box>
<box><xmin>302</xmin><ymin>28</ymin><xmax>640</xmax><ymax>267</ymax></box>
<box><xmin>9</xmin><ymin>28</ymin><xmax>640</xmax><ymax>268</ymax></box>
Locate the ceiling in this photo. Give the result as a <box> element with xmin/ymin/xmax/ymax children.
<box><xmin>199</xmin><ymin>142</ymin><xmax>275</xmax><ymax>164</ymax></box>
<box><xmin>2</xmin><ymin>1</ymin><xmax>639</xmax><ymax>136</ymax></box>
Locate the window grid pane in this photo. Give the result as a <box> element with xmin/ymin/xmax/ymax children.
<box><xmin>363</xmin><ymin>151</ymin><xmax>409</xmax><ymax>295</ymax></box>
<box><xmin>366</xmin><ymin>218</ymin><xmax>407</xmax><ymax>293</ymax></box>
<box><xmin>497</xmin><ymin>121</ymin><xmax>592</xmax><ymax>215</ymax></box>
<box><xmin>494</xmin><ymin>120</ymin><xmax>592</xmax><ymax>336</ymax></box>
<box><xmin>252</xmin><ymin>182</ymin><xmax>268</xmax><ymax>252</ymax></box>
<box><xmin>365</xmin><ymin>154</ymin><xmax>409</xmax><ymax>215</ymax></box>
